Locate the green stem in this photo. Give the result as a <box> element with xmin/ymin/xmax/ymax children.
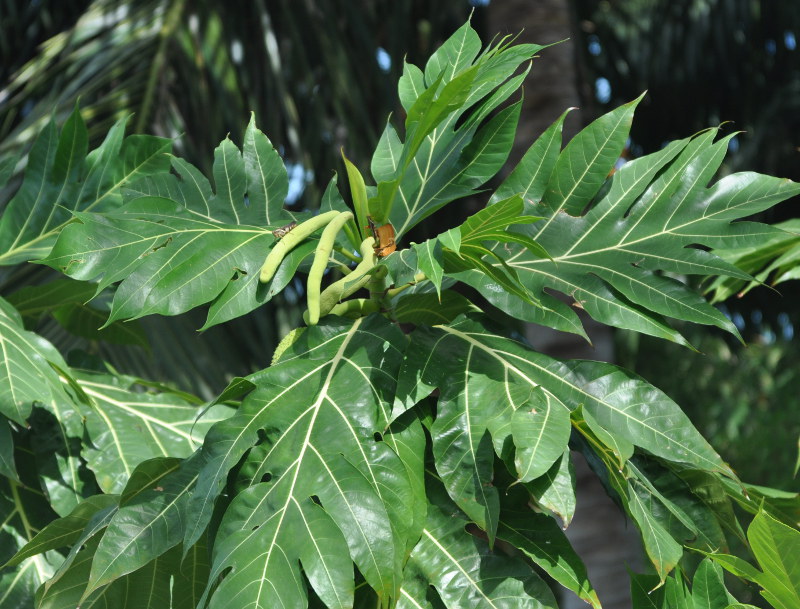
<box><xmin>385</xmin><ymin>272</ymin><xmax>427</xmax><ymax>299</ymax></box>
<box><xmin>367</xmin><ymin>264</ymin><xmax>389</xmax><ymax>302</ymax></box>
<box><xmin>334</xmin><ymin>246</ymin><xmax>361</xmax><ymax>263</ymax></box>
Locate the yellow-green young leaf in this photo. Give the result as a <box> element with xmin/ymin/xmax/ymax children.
<box><xmin>747</xmin><ymin>511</ymin><xmax>800</xmax><ymax>609</ymax></box>
<box><xmin>573</xmin><ymin>404</ymin><xmax>634</xmax><ymax>469</ymax></box>
<box><xmin>706</xmin><ymin>218</ymin><xmax>800</xmax><ymax>303</ymax></box>
<box><xmin>342</xmin><ymin>151</ymin><xmax>370</xmax><ymax>240</ymax></box>
<box><xmin>376</xmin><ymin>29</ymin><xmax>542</xmax><ymax>238</ymax></box>
<box><xmin>458</xmin><ymin>195</ymin><xmax>546</xmax><ymax>258</ymax></box>
<box><xmin>412</xmin><ymin>239</ymin><xmax>445</xmax><ymax>299</ymax></box>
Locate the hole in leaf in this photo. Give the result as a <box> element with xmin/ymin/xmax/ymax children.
<box><xmin>260</xmin><ymin>472</ymin><xmax>272</xmax><ymax>483</ymax></box>
<box><xmin>373</xmin><ymin>432</ymin><xmax>383</xmax><ymax>442</ymax></box>
<box><xmin>310</xmin><ymin>495</ymin><xmax>321</xmax><ymax>506</ymax></box>
<box><xmin>147</xmin><ymin>236</ymin><xmax>172</xmax><ymax>254</ymax></box>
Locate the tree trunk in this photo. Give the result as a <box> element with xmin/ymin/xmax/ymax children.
<box><xmin>488</xmin><ymin>2</ymin><xmax>643</xmax><ymax>608</ymax></box>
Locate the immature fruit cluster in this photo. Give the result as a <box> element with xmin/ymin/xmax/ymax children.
<box><xmin>259</xmin><ymin>211</ymin><xmax>380</xmax><ymax>325</ymax></box>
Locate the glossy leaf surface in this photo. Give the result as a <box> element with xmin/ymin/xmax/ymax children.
<box><xmin>0</xmin><ymin>106</ymin><xmax>170</xmax><ymax>266</ymax></box>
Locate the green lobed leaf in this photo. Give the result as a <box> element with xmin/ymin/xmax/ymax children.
<box><xmin>173</xmin><ymin>534</ymin><xmax>211</xmax><ymax>609</ymax></box>
<box><xmin>401</xmin><ymin>480</ymin><xmax>557</xmax><ymax>609</ymax></box>
<box><xmin>188</xmin><ymin>316</ymin><xmax>415</xmax><ymax>608</ymax></box>
<box><xmin>393</xmin><ymin>290</ymin><xmax>480</xmax><ymax>325</ymax></box>
<box><xmin>5</xmin><ymin>278</ymin><xmax>97</xmax><ymax>324</ymax></box>
<box><xmin>490</xmin><ymin>108</ymin><xmax>572</xmax><ymax>207</ymax></box>
<box><xmin>42</xmin><ymin>115</ymin><xmax>295</xmax><ymax>327</ymax></box>
<box><xmin>0</xmin><ymin>153</ymin><xmax>18</xmax><ymax>189</ymax></box>
<box><xmin>382</xmin><ymin>412</ymin><xmax>429</xmax><ymax>557</ymax></box>
<box><xmin>398</xmin><ymin>315</ymin><xmax>732</xmax><ymax>479</ymax></box>
<box><xmin>0</xmin><ymin>107</ymin><xmax>171</xmax><ymax>266</ymax></box>
<box><xmin>485</xmin><ymin>118</ymin><xmax>800</xmax><ymax>342</ymax></box>
<box><xmin>0</xmin><ymin>475</ymin><xmax>61</xmax><ymax>608</ymax></box>
<box><xmin>0</xmin><ymin>416</ymin><xmax>15</xmax><ymax>481</ymax></box>
<box><xmin>0</xmin><ymin>296</ymin><xmax>80</xmax><ymax>425</ymax></box>
<box><xmin>82</xmin><ymin>457</ymin><xmax>201</xmax><ymax>598</ymax></box>
<box><xmin>542</xmin><ymin>94</ymin><xmax>643</xmax><ymax>215</ymax></box>
<box><xmin>36</xmin><ymin>536</ymin><xmax>195</xmax><ymax>609</ymax></box>
<box><xmin>242</xmin><ymin>113</ymin><xmax>290</xmax><ymax>226</ymax></box>
<box><xmin>395</xmin><ymin>317</ymin><xmax>573</xmax><ymax>541</ymax></box>
<box><xmin>498</xmin><ymin>507</ymin><xmax>600</xmax><ymax>608</ymax></box>
<box><xmin>3</xmin><ymin>494</ymin><xmax>117</xmax><ymax>569</ymax></box>
<box><xmin>73</xmin><ymin>369</ymin><xmax>232</xmax><ymax>493</ymax></box>
<box><xmin>692</xmin><ymin>558</ymin><xmax>736</xmax><ymax>609</ymax></box>
<box><xmin>35</xmin><ymin>534</ymin><xmax>102</xmax><ymax>609</ymax></box>
<box><xmin>29</xmin><ymin>403</ymin><xmax>97</xmax><ymax>517</ymax></box>
<box><xmin>524</xmin><ymin>448</ymin><xmax>577</xmax><ymax>527</ymax></box>
<box><xmin>51</xmin><ymin>302</ymin><xmax>149</xmax><ymax>347</ymax></box>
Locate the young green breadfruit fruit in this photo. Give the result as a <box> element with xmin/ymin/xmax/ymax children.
<box><xmin>306</xmin><ymin>211</ymin><xmax>354</xmax><ymax>325</ymax></box>
<box><xmin>259</xmin><ymin>210</ymin><xmax>341</xmax><ymax>283</ymax></box>
<box><xmin>304</xmin><ymin>237</ymin><xmax>377</xmax><ymax>325</ymax></box>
